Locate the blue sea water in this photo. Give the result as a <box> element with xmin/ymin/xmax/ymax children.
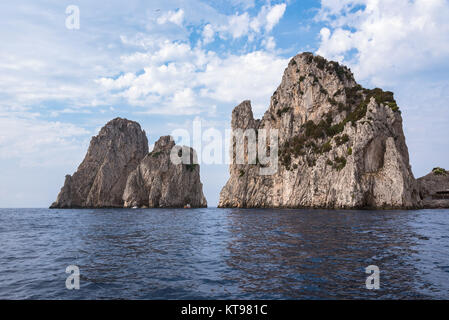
<box><xmin>0</xmin><ymin>208</ymin><xmax>448</xmax><ymax>300</ymax></box>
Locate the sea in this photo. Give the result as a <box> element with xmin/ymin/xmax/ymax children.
<box><xmin>0</xmin><ymin>208</ymin><xmax>448</xmax><ymax>299</ymax></box>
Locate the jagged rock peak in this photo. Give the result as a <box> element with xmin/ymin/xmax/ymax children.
<box><xmin>283</xmin><ymin>53</ymin><xmax>356</xmax><ymax>93</ymax></box>
<box><xmin>102</xmin><ymin>117</ymin><xmax>143</xmax><ymax>131</ymax></box>
<box><xmin>232</xmin><ymin>100</ymin><xmax>257</xmax><ymax>129</ymax></box>
<box><xmin>219</xmin><ymin>52</ymin><xmax>421</xmax><ymax>209</ymax></box>
<box><xmin>51</xmin><ymin>117</ymin><xmax>149</xmax><ymax>208</ymax></box>
<box><xmin>153</xmin><ymin>135</ymin><xmax>175</xmax><ymax>152</ymax></box>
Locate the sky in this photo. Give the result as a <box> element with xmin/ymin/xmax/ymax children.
<box><xmin>0</xmin><ymin>0</ymin><xmax>448</xmax><ymax>208</ymax></box>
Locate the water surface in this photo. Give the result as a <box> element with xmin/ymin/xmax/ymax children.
<box><xmin>0</xmin><ymin>208</ymin><xmax>448</xmax><ymax>299</ymax></box>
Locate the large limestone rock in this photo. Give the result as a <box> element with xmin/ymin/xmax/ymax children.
<box><xmin>123</xmin><ymin>136</ymin><xmax>207</xmax><ymax>208</ymax></box>
<box><xmin>51</xmin><ymin>118</ymin><xmax>149</xmax><ymax>208</ymax></box>
<box><xmin>417</xmin><ymin>168</ymin><xmax>449</xmax><ymax>208</ymax></box>
<box><xmin>219</xmin><ymin>52</ymin><xmax>421</xmax><ymax>209</ymax></box>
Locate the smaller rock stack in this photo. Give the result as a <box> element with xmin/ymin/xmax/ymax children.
<box><xmin>418</xmin><ymin>168</ymin><xmax>449</xmax><ymax>208</ymax></box>
<box><xmin>123</xmin><ymin>136</ymin><xmax>207</xmax><ymax>208</ymax></box>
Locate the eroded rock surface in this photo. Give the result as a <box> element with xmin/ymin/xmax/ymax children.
<box><xmin>51</xmin><ymin>118</ymin><xmax>149</xmax><ymax>208</ymax></box>
<box><xmin>219</xmin><ymin>52</ymin><xmax>421</xmax><ymax>209</ymax></box>
<box><xmin>123</xmin><ymin>136</ymin><xmax>207</xmax><ymax>208</ymax></box>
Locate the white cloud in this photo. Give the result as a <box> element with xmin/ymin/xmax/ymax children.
<box><xmin>316</xmin><ymin>0</ymin><xmax>449</xmax><ymax>84</ymax></box>
<box><xmin>197</xmin><ymin>51</ymin><xmax>288</xmax><ymax>115</ymax></box>
<box><xmin>0</xmin><ymin>2</ymin><xmax>288</xmax><ymax>118</ymax></box>
<box><xmin>265</xmin><ymin>3</ymin><xmax>287</xmax><ymax>32</ymax></box>
<box><xmin>227</xmin><ymin>12</ymin><xmax>251</xmax><ymax>39</ymax></box>
<box><xmin>96</xmin><ymin>72</ymin><xmax>137</xmax><ymax>91</ymax></box>
<box><xmin>211</xmin><ymin>3</ymin><xmax>287</xmax><ymax>40</ymax></box>
<box><xmin>97</xmin><ymin>37</ymin><xmax>288</xmax><ymax>116</ymax></box>
<box><xmin>157</xmin><ymin>9</ymin><xmax>185</xmax><ymax>26</ymax></box>
<box><xmin>262</xmin><ymin>36</ymin><xmax>276</xmax><ymax>51</ymax></box>
<box><xmin>171</xmin><ymin>88</ymin><xmax>197</xmax><ymax>108</ymax></box>
<box><xmin>202</xmin><ymin>24</ymin><xmax>215</xmax><ymax>44</ymax></box>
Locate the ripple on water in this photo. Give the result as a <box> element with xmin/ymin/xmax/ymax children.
<box><xmin>0</xmin><ymin>208</ymin><xmax>448</xmax><ymax>299</ymax></box>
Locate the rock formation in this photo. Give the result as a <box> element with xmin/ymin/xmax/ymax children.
<box><xmin>51</xmin><ymin>118</ymin><xmax>207</xmax><ymax>209</ymax></box>
<box><xmin>219</xmin><ymin>52</ymin><xmax>421</xmax><ymax>209</ymax></box>
<box><xmin>417</xmin><ymin>168</ymin><xmax>449</xmax><ymax>208</ymax></box>
<box><xmin>51</xmin><ymin>118</ymin><xmax>149</xmax><ymax>208</ymax></box>
<box><xmin>123</xmin><ymin>136</ymin><xmax>207</xmax><ymax>208</ymax></box>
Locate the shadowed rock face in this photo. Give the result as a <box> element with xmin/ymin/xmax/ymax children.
<box><xmin>51</xmin><ymin>118</ymin><xmax>149</xmax><ymax>208</ymax></box>
<box><xmin>123</xmin><ymin>136</ymin><xmax>207</xmax><ymax>208</ymax></box>
<box><xmin>417</xmin><ymin>169</ymin><xmax>449</xmax><ymax>208</ymax></box>
<box><xmin>219</xmin><ymin>52</ymin><xmax>421</xmax><ymax>209</ymax></box>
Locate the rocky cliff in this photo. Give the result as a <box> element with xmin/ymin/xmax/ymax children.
<box><xmin>51</xmin><ymin>118</ymin><xmax>149</xmax><ymax>208</ymax></box>
<box><xmin>123</xmin><ymin>136</ymin><xmax>207</xmax><ymax>208</ymax></box>
<box><xmin>219</xmin><ymin>52</ymin><xmax>421</xmax><ymax>209</ymax></box>
<box><xmin>51</xmin><ymin>118</ymin><xmax>207</xmax><ymax>209</ymax></box>
<box><xmin>417</xmin><ymin>168</ymin><xmax>449</xmax><ymax>208</ymax></box>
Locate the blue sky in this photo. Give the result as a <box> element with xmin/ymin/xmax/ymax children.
<box><xmin>0</xmin><ymin>0</ymin><xmax>448</xmax><ymax>207</ymax></box>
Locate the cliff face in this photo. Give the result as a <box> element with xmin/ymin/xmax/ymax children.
<box><xmin>417</xmin><ymin>168</ymin><xmax>449</xmax><ymax>208</ymax></box>
<box><xmin>219</xmin><ymin>52</ymin><xmax>421</xmax><ymax>209</ymax></box>
<box><xmin>51</xmin><ymin>118</ymin><xmax>149</xmax><ymax>208</ymax></box>
<box><xmin>123</xmin><ymin>136</ymin><xmax>207</xmax><ymax>208</ymax></box>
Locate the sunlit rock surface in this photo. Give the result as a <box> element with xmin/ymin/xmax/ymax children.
<box><xmin>219</xmin><ymin>53</ymin><xmax>421</xmax><ymax>209</ymax></box>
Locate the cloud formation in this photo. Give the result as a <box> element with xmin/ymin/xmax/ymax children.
<box><xmin>97</xmin><ymin>39</ymin><xmax>288</xmax><ymax>115</ymax></box>
<box><xmin>203</xmin><ymin>3</ymin><xmax>287</xmax><ymax>42</ymax></box>
<box><xmin>97</xmin><ymin>3</ymin><xmax>289</xmax><ymax>116</ymax></box>
<box><xmin>157</xmin><ymin>9</ymin><xmax>185</xmax><ymax>26</ymax></box>
<box><xmin>316</xmin><ymin>0</ymin><xmax>449</xmax><ymax>84</ymax></box>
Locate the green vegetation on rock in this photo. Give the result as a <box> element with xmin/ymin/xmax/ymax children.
<box><xmin>334</xmin><ymin>156</ymin><xmax>347</xmax><ymax>171</ymax></box>
<box><xmin>278</xmin><ymin>61</ymin><xmax>400</xmax><ymax>169</ymax></box>
<box><xmin>335</xmin><ymin>134</ymin><xmax>349</xmax><ymax>146</ymax></box>
<box><xmin>314</xmin><ymin>55</ymin><xmax>326</xmax><ymax>70</ymax></box>
<box><xmin>185</xmin><ymin>164</ymin><xmax>198</xmax><ymax>172</ymax></box>
<box><xmin>277</xmin><ymin>107</ymin><xmax>291</xmax><ymax>117</ymax></box>
<box><xmin>432</xmin><ymin>167</ymin><xmax>447</xmax><ymax>175</ymax></box>
<box><xmin>151</xmin><ymin>151</ymin><xmax>162</xmax><ymax>158</ymax></box>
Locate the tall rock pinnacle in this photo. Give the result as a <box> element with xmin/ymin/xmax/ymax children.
<box><xmin>218</xmin><ymin>52</ymin><xmax>421</xmax><ymax>209</ymax></box>
<box><xmin>51</xmin><ymin>118</ymin><xmax>149</xmax><ymax>208</ymax></box>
